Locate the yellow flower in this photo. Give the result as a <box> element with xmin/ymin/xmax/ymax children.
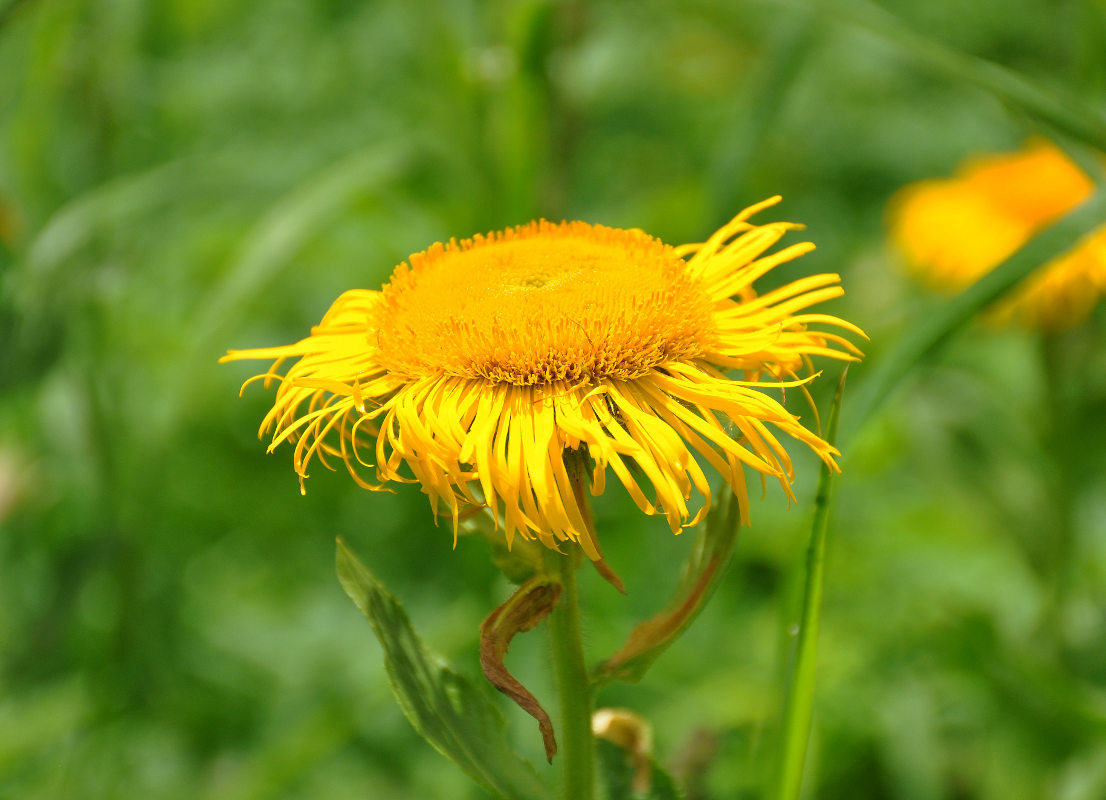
<box><xmin>223</xmin><ymin>197</ymin><xmax>863</xmax><ymax>559</ymax></box>
<box><xmin>889</xmin><ymin>139</ymin><xmax>1106</xmax><ymax>329</ymax></box>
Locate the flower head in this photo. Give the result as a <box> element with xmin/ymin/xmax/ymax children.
<box><xmin>223</xmin><ymin>197</ymin><xmax>863</xmax><ymax>559</ymax></box>
<box><xmin>889</xmin><ymin>139</ymin><xmax>1106</xmax><ymax>329</ymax></box>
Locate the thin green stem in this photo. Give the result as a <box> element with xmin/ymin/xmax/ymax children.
<box><xmin>546</xmin><ymin>549</ymin><xmax>594</xmax><ymax>800</ymax></box>
<box><xmin>1040</xmin><ymin>333</ymin><xmax>1076</xmax><ymax>630</ymax></box>
<box><xmin>774</xmin><ymin>370</ymin><xmax>848</xmax><ymax>800</ymax></box>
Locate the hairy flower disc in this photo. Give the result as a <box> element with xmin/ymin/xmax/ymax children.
<box><xmin>375</xmin><ymin>222</ymin><xmax>715</xmax><ymax>384</ymax></box>
<box><xmin>223</xmin><ymin>197</ymin><xmax>864</xmax><ymax>559</ymax></box>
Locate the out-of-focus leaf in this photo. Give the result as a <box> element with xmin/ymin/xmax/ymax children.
<box><xmin>598</xmin><ymin>738</ymin><xmax>635</xmax><ymax>800</ymax></box>
<box><xmin>708</xmin><ymin>11</ymin><xmax>815</xmax><ymax>217</ymax></box>
<box><xmin>646</xmin><ymin>763</ymin><xmax>683</xmax><ymax>800</ymax></box>
<box><xmin>336</xmin><ymin>538</ymin><xmax>551</xmax><ymax>800</ymax></box>
<box><xmin>844</xmin><ymin>189</ymin><xmax>1106</xmax><ymax>440</ymax></box>
<box><xmin>812</xmin><ymin>0</ymin><xmax>1106</xmax><ymax>153</ymax></box>
<box><xmin>0</xmin><ymin>678</ymin><xmax>89</xmax><ymax>774</ymax></box>
<box><xmin>597</xmin><ymin>739</ymin><xmax>684</xmax><ymax>800</ymax></box>
<box><xmin>192</xmin><ymin>142</ymin><xmax>410</xmax><ymax>358</ymax></box>
<box><xmin>593</xmin><ymin>487</ymin><xmax>740</xmax><ymax>687</ymax></box>
<box><xmin>206</xmin><ymin>708</ymin><xmax>351</xmax><ymax>800</ymax></box>
<box><xmin>593</xmin><ymin>708</ymin><xmax>657</xmax><ymax>799</ymax></box>
<box><xmin>876</xmin><ymin>679</ymin><xmax>943</xmax><ymax>800</ymax></box>
<box><xmin>26</xmin><ymin>160</ymin><xmax>186</xmax><ymax>276</ymax></box>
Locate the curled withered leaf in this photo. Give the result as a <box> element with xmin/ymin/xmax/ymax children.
<box><xmin>480</xmin><ymin>576</ymin><xmax>563</xmax><ymax>762</ymax></box>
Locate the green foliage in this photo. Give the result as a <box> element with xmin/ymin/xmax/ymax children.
<box><xmin>593</xmin><ymin>488</ymin><xmax>740</xmax><ymax>687</ymax></box>
<box><xmin>846</xmin><ymin>195</ymin><xmax>1106</xmax><ymax>437</ymax></box>
<box><xmin>774</xmin><ymin>370</ymin><xmax>847</xmax><ymax>800</ymax></box>
<box><xmin>336</xmin><ymin>539</ymin><xmax>551</xmax><ymax>800</ymax></box>
<box><xmin>597</xmin><ymin>739</ymin><xmax>684</xmax><ymax>800</ymax></box>
<box><xmin>1</xmin><ymin>0</ymin><xmax>1105</xmax><ymax>798</ymax></box>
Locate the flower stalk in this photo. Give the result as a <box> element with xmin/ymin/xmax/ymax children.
<box><xmin>545</xmin><ymin>548</ymin><xmax>595</xmax><ymax>800</ymax></box>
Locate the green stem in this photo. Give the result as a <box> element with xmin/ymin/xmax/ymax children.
<box><xmin>774</xmin><ymin>370</ymin><xmax>847</xmax><ymax>800</ymax></box>
<box><xmin>1040</xmin><ymin>332</ymin><xmax>1076</xmax><ymax>630</ymax></box>
<box><xmin>546</xmin><ymin>549</ymin><xmax>594</xmax><ymax>800</ymax></box>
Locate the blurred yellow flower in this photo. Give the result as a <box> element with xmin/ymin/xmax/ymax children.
<box><xmin>889</xmin><ymin>139</ymin><xmax>1106</xmax><ymax>329</ymax></box>
<box><xmin>223</xmin><ymin>198</ymin><xmax>863</xmax><ymax>559</ymax></box>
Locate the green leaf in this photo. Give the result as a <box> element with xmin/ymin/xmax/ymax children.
<box><xmin>812</xmin><ymin>0</ymin><xmax>1106</xmax><ymax>154</ymax></box>
<box><xmin>593</xmin><ymin>487</ymin><xmax>740</xmax><ymax>687</ymax></box>
<box><xmin>646</xmin><ymin>763</ymin><xmax>683</xmax><ymax>800</ymax></box>
<box><xmin>335</xmin><ymin>538</ymin><xmax>551</xmax><ymax>800</ymax></box>
<box><xmin>773</xmin><ymin>369</ymin><xmax>847</xmax><ymax>800</ymax></box>
<box><xmin>597</xmin><ymin>739</ymin><xmax>684</xmax><ymax>800</ymax></box>
<box><xmin>194</xmin><ymin>142</ymin><xmax>410</xmax><ymax>358</ymax></box>
<box><xmin>844</xmin><ymin>188</ymin><xmax>1106</xmax><ymax>441</ymax></box>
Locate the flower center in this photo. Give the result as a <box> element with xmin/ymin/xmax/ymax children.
<box><xmin>373</xmin><ymin>221</ymin><xmax>715</xmax><ymax>385</ymax></box>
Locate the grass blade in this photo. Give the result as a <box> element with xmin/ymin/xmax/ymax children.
<box><xmin>844</xmin><ymin>189</ymin><xmax>1106</xmax><ymax>440</ymax></box>
<box><xmin>773</xmin><ymin>368</ymin><xmax>847</xmax><ymax>800</ymax></box>
<box><xmin>811</xmin><ymin>0</ymin><xmax>1106</xmax><ymax>153</ymax></box>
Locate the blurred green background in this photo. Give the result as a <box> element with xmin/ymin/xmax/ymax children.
<box><xmin>2</xmin><ymin>0</ymin><xmax>1105</xmax><ymax>797</ymax></box>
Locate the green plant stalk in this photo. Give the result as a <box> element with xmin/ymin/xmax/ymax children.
<box><xmin>774</xmin><ymin>370</ymin><xmax>847</xmax><ymax>800</ymax></box>
<box><xmin>1040</xmin><ymin>333</ymin><xmax>1076</xmax><ymax>629</ymax></box>
<box><xmin>546</xmin><ymin>549</ymin><xmax>594</xmax><ymax>800</ymax></box>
